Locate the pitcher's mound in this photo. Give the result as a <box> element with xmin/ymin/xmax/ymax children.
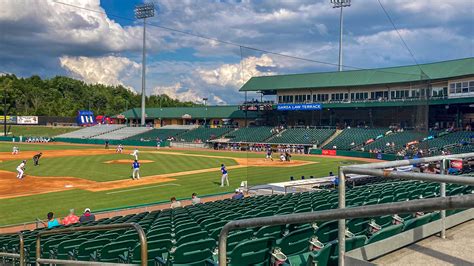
<box><xmin>239</xmin><ymin>158</ymin><xmax>315</xmax><ymax>167</ymax></box>
<box><xmin>104</xmin><ymin>160</ymin><xmax>154</xmax><ymax>164</ymax></box>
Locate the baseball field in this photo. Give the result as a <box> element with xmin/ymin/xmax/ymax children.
<box><xmin>0</xmin><ymin>141</ymin><xmax>369</xmax><ymax>226</ymax></box>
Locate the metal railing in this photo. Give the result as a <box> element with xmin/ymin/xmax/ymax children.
<box><xmin>0</xmin><ymin>232</ymin><xmax>24</xmax><ymax>266</ymax></box>
<box><xmin>35</xmin><ymin>223</ymin><xmax>147</xmax><ymax>266</ymax></box>
<box><xmin>218</xmin><ymin>152</ymin><xmax>474</xmax><ymax>266</ymax></box>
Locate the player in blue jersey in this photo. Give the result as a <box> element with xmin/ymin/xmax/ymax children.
<box><xmin>220</xmin><ymin>164</ymin><xmax>229</xmax><ymax>187</ymax></box>
<box><xmin>131</xmin><ymin>160</ymin><xmax>140</xmax><ymax>180</ymax></box>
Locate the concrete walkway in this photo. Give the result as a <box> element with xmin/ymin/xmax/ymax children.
<box><xmin>373</xmin><ymin>220</ymin><xmax>474</xmax><ymax>265</ymax></box>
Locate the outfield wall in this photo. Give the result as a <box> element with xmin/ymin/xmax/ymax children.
<box><xmin>0</xmin><ymin>136</ymin><xmax>170</xmax><ymax>148</ymax></box>
<box><xmin>310</xmin><ymin>148</ymin><xmax>401</xmax><ymax>161</ymax></box>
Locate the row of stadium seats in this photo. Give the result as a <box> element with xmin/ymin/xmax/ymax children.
<box><xmin>267</xmin><ymin>128</ymin><xmax>335</xmax><ymax>145</ymax></box>
<box><xmin>176</xmin><ymin>128</ymin><xmax>233</xmax><ymax>142</ymax></box>
<box><xmin>224</xmin><ymin>127</ymin><xmax>275</xmax><ymax>142</ymax></box>
<box><xmin>323</xmin><ymin>128</ymin><xmax>387</xmax><ymax>150</ymax></box>
<box><xmin>362</xmin><ymin>131</ymin><xmax>425</xmax><ymax>153</ymax></box>
<box><xmin>126</xmin><ymin>129</ymin><xmax>188</xmax><ymax>141</ymax></box>
<box><xmin>90</xmin><ymin>127</ymin><xmax>152</xmax><ymax>140</ymax></box>
<box><xmin>56</xmin><ymin>125</ymin><xmax>125</xmax><ymax>139</ymax></box>
<box><xmin>1</xmin><ymin>180</ymin><xmax>471</xmax><ymax>265</ymax></box>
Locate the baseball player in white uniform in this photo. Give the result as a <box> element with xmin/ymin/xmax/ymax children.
<box><xmin>116</xmin><ymin>144</ymin><xmax>123</xmax><ymax>154</ymax></box>
<box><xmin>17</xmin><ymin>160</ymin><xmax>26</xmax><ymax>179</ymax></box>
<box><xmin>12</xmin><ymin>146</ymin><xmax>19</xmax><ymax>155</ymax></box>
<box><xmin>130</xmin><ymin>148</ymin><xmax>139</xmax><ymax>160</ymax></box>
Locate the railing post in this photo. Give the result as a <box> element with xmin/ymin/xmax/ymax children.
<box><xmin>19</xmin><ymin>232</ymin><xmax>24</xmax><ymax>266</ymax></box>
<box><xmin>338</xmin><ymin>166</ymin><xmax>346</xmax><ymax>266</ymax></box>
<box><xmin>440</xmin><ymin>158</ymin><xmax>447</xmax><ymax>239</ymax></box>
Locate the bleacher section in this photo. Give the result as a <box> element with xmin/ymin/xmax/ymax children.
<box><xmin>225</xmin><ymin>127</ymin><xmax>275</xmax><ymax>142</ymax></box>
<box><xmin>91</xmin><ymin>127</ymin><xmax>152</xmax><ymax>140</ymax></box>
<box><xmin>421</xmin><ymin>131</ymin><xmax>473</xmax><ymax>151</ymax></box>
<box><xmin>127</xmin><ymin>129</ymin><xmax>187</xmax><ymax>141</ymax></box>
<box><xmin>56</xmin><ymin>125</ymin><xmax>125</xmax><ymax>139</ymax></box>
<box><xmin>363</xmin><ymin>131</ymin><xmax>425</xmax><ymax>153</ymax></box>
<box><xmin>176</xmin><ymin>127</ymin><xmax>233</xmax><ymax>142</ymax></box>
<box><xmin>323</xmin><ymin>128</ymin><xmax>387</xmax><ymax>150</ymax></box>
<box><xmin>1</xmin><ymin>180</ymin><xmax>470</xmax><ymax>265</ymax></box>
<box><xmin>267</xmin><ymin>128</ymin><xmax>335</xmax><ymax>145</ymax></box>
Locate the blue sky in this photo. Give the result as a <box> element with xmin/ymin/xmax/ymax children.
<box><xmin>0</xmin><ymin>0</ymin><xmax>473</xmax><ymax>104</ymax></box>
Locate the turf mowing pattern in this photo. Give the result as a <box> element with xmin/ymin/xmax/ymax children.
<box><xmin>0</xmin><ymin>142</ymin><xmax>363</xmax><ymax>226</ymax></box>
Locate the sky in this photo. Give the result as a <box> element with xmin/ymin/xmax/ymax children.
<box><xmin>0</xmin><ymin>0</ymin><xmax>473</xmax><ymax>104</ymax></box>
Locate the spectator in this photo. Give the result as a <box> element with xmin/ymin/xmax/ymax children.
<box><xmin>232</xmin><ymin>189</ymin><xmax>244</xmax><ymax>200</ymax></box>
<box><xmin>79</xmin><ymin>208</ymin><xmax>96</xmax><ymax>223</ymax></box>
<box><xmin>41</xmin><ymin>212</ymin><xmax>61</xmax><ymax>229</ymax></box>
<box><xmin>170</xmin><ymin>197</ymin><xmax>182</xmax><ymax>209</ymax></box>
<box><xmin>191</xmin><ymin>193</ymin><xmax>201</xmax><ymax>205</ymax></box>
<box><xmin>62</xmin><ymin>209</ymin><xmax>79</xmax><ymax>225</ymax></box>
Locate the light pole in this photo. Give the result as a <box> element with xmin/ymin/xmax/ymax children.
<box><xmin>135</xmin><ymin>2</ymin><xmax>155</xmax><ymax>126</ymax></box>
<box><xmin>331</xmin><ymin>0</ymin><xmax>351</xmax><ymax>72</ymax></box>
<box><xmin>203</xmin><ymin>97</ymin><xmax>208</xmax><ymax>127</ymax></box>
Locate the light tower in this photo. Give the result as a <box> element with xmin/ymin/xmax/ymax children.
<box><xmin>135</xmin><ymin>2</ymin><xmax>155</xmax><ymax>126</ymax></box>
<box><xmin>331</xmin><ymin>0</ymin><xmax>351</xmax><ymax>72</ymax></box>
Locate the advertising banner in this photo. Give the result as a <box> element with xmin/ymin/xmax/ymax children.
<box><xmin>322</xmin><ymin>149</ymin><xmax>336</xmax><ymax>156</ymax></box>
<box><xmin>277</xmin><ymin>103</ymin><xmax>322</xmax><ymax>111</ymax></box>
<box><xmin>0</xmin><ymin>116</ymin><xmax>17</xmax><ymax>124</ymax></box>
<box><xmin>17</xmin><ymin>116</ymin><xmax>38</xmax><ymax>124</ymax></box>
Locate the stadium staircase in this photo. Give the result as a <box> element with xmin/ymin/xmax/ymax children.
<box><xmin>323</xmin><ymin>128</ymin><xmax>387</xmax><ymax>150</ymax></box>
<box><xmin>320</xmin><ymin>129</ymin><xmax>343</xmax><ymax>148</ymax></box>
<box><xmin>1</xmin><ymin>179</ymin><xmax>471</xmax><ymax>265</ymax></box>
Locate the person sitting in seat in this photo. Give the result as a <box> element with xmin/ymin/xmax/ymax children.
<box><xmin>170</xmin><ymin>197</ymin><xmax>182</xmax><ymax>208</ymax></box>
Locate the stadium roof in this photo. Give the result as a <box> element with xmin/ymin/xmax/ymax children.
<box><xmin>116</xmin><ymin>106</ymin><xmax>258</xmax><ymax>119</ymax></box>
<box><xmin>240</xmin><ymin>57</ymin><xmax>474</xmax><ymax>93</ymax></box>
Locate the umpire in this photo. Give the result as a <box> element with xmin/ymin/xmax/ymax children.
<box><xmin>33</xmin><ymin>152</ymin><xmax>42</xmax><ymax>166</ymax></box>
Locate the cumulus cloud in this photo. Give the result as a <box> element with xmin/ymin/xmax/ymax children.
<box><xmin>60</xmin><ymin>55</ymin><xmax>140</xmax><ymax>91</ymax></box>
<box><xmin>153</xmin><ymin>82</ymin><xmax>204</xmax><ymax>103</ymax></box>
<box><xmin>197</xmin><ymin>55</ymin><xmax>277</xmax><ymax>88</ymax></box>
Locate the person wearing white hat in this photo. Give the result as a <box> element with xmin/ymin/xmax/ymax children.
<box><xmin>79</xmin><ymin>208</ymin><xmax>96</xmax><ymax>223</ymax></box>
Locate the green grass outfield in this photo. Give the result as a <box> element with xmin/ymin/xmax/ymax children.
<box><xmin>0</xmin><ymin>142</ymin><xmax>363</xmax><ymax>226</ymax></box>
<box><xmin>6</xmin><ymin>125</ymin><xmax>79</xmax><ymax>137</ymax></box>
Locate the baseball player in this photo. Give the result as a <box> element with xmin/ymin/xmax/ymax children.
<box><xmin>12</xmin><ymin>146</ymin><xmax>19</xmax><ymax>155</ymax></box>
<box><xmin>220</xmin><ymin>164</ymin><xmax>229</xmax><ymax>187</ymax></box>
<box><xmin>33</xmin><ymin>152</ymin><xmax>42</xmax><ymax>166</ymax></box>
<box><xmin>116</xmin><ymin>144</ymin><xmax>123</xmax><ymax>153</ymax></box>
<box><xmin>130</xmin><ymin>148</ymin><xmax>139</xmax><ymax>160</ymax></box>
<box><xmin>265</xmin><ymin>148</ymin><xmax>273</xmax><ymax>161</ymax></box>
<box><xmin>131</xmin><ymin>160</ymin><xmax>140</xmax><ymax>180</ymax></box>
<box><xmin>16</xmin><ymin>160</ymin><xmax>26</xmax><ymax>179</ymax></box>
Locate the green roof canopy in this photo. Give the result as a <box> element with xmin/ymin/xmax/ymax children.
<box><xmin>240</xmin><ymin>58</ymin><xmax>474</xmax><ymax>93</ymax></box>
<box><xmin>116</xmin><ymin>106</ymin><xmax>258</xmax><ymax>119</ymax></box>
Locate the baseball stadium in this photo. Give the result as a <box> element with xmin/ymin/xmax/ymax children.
<box><xmin>1</xmin><ymin>1</ymin><xmax>473</xmax><ymax>266</ymax></box>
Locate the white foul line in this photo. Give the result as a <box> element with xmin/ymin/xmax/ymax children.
<box><xmin>106</xmin><ymin>183</ymin><xmax>181</xmax><ymax>195</ymax></box>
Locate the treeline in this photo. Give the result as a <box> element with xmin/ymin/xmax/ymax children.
<box><xmin>0</xmin><ymin>75</ymin><xmax>198</xmax><ymax>117</ymax></box>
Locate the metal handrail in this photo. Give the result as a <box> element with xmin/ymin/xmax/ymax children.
<box><xmin>246</xmin><ymin>185</ymin><xmax>274</xmax><ymax>195</ymax></box>
<box><xmin>218</xmin><ymin>194</ymin><xmax>474</xmax><ymax>265</ymax></box>
<box><xmin>0</xmin><ymin>232</ymin><xmax>24</xmax><ymax>266</ymax></box>
<box><xmin>35</xmin><ymin>223</ymin><xmax>147</xmax><ymax>266</ymax></box>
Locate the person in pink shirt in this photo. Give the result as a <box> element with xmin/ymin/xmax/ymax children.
<box><xmin>62</xmin><ymin>209</ymin><xmax>79</xmax><ymax>225</ymax></box>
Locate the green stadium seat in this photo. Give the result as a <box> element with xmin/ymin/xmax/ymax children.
<box><xmin>366</xmin><ymin>224</ymin><xmax>404</xmax><ymax>244</ymax></box>
<box><xmin>276</xmin><ymin>227</ymin><xmax>314</xmax><ymax>256</ymax></box>
<box><xmin>402</xmin><ymin>214</ymin><xmax>432</xmax><ymax>231</ymax></box>
<box><xmin>227</xmin><ymin>237</ymin><xmax>275</xmax><ymax>266</ymax></box>
<box><xmin>156</xmin><ymin>238</ymin><xmax>216</xmax><ymax>266</ymax></box>
<box><xmin>285</xmin><ymin>241</ymin><xmax>333</xmax><ymax>266</ymax></box>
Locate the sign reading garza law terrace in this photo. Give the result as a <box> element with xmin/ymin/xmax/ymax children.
<box><xmin>277</xmin><ymin>103</ymin><xmax>323</xmax><ymax>111</ymax></box>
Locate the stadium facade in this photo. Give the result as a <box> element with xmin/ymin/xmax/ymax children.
<box><xmin>117</xmin><ymin>58</ymin><xmax>473</xmax><ymax>130</ymax></box>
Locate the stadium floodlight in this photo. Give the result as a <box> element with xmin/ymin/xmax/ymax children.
<box><xmin>135</xmin><ymin>2</ymin><xmax>155</xmax><ymax>126</ymax></box>
<box><xmin>330</xmin><ymin>0</ymin><xmax>351</xmax><ymax>72</ymax></box>
<box><xmin>203</xmin><ymin>98</ymin><xmax>208</xmax><ymax>126</ymax></box>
